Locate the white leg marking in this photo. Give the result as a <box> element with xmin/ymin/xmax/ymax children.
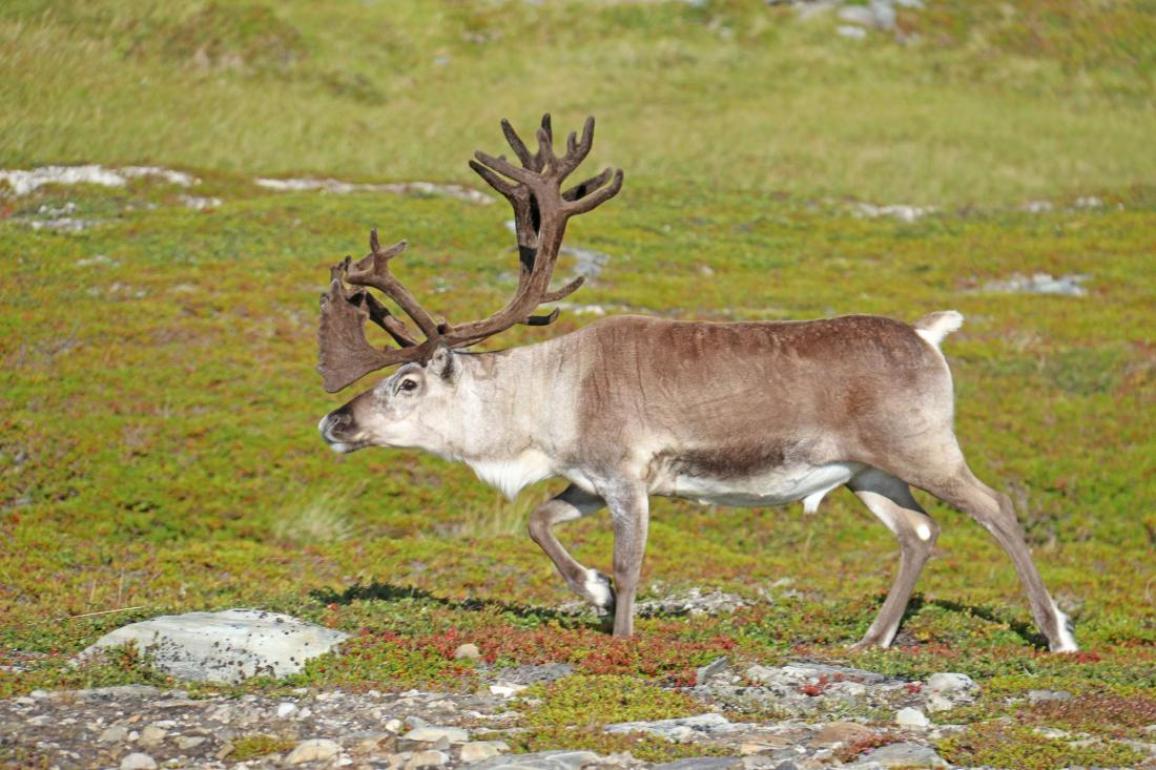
<box><xmin>916</xmin><ymin>523</ymin><xmax>932</xmax><ymax>541</ymax></box>
<box><xmin>802</xmin><ymin>490</ymin><xmax>825</xmax><ymax>514</ymax></box>
<box><xmin>1050</xmin><ymin>600</ymin><xmax>1079</xmax><ymax>652</ymax></box>
<box><xmin>584</xmin><ymin>569</ymin><xmax>613</xmax><ymax>610</ymax></box>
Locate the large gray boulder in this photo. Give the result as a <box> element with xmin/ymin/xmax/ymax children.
<box><xmin>76</xmin><ymin>609</ymin><xmax>348</xmax><ymax>684</ymax></box>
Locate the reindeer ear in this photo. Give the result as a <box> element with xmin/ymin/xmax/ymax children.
<box><xmin>426</xmin><ymin>344</ymin><xmax>456</xmax><ymax>382</ymax></box>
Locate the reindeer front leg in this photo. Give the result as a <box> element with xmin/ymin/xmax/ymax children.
<box><xmin>604</xmin><ymin>485</ymin><xmax>650</xmax><ymax>638</ymax></box>
<box><xmin>528</xmin><ymin>485</ymin><xmax>615</xmax><ymax>615</ymax></box>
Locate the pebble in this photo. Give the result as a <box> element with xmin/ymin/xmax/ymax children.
<box><xmin>120</xmin><ymin>753</ymin><xmax>157</xmax><ymax>770</ymax></box>
<box><xmin>895</xmin><ymin>707</ymin><xmax>931</xmax><ymax>728</ymax></box>
<box><xmin>1028</xmin><ymin>689</ymin><xmax>1073</xmax><ymax>704</ymax></box>
<box><xmin>809</xmin><ymin>721</ymin><xmax>874</xmax><ymax>746</ymax></box>
<box><xmin>454</xmin><ymin>643</ymin><xmax>482</xmax><ymax>660</ymax></box>
<box><xmin>286</xmin><ymin>738</ymin><xmax>342</xmax><ymax>765</ymax></box>
<box><xmin>860</xmin><ymin>741</ymin><xmax>948</xmax><ymax>768</ymax></box>
<box><xmin>99</xmin><ymin>725</ymin><xmax>129</xmax><ymax>743</ymax></box>
<box><xmin>138</xmin><ymin>725</ymin><xmax>167</xmax><ymax>747</ymax></box>
<box><xmin>277</xmin><ymin>702</ymin><xmax>298</xmax><ymax>718</ymax></box>
<box><xmin>408</xmin><ymin>749</ymin><xmax>450</xmax><ymax>768</ymax></box>
<box><xmin>175</xmin><ymin>735</ymin><xmax>206</xmax><ymax>750</ymax></box>
<box><xmin>404</xmin><ymin>726</ymin><xmax>470</xmax><ymax>744</ymax></box>
<box><xmin>459</xmin><ymin>741</ymin><xmax>509</xmax><ymax>763</ymax></box>
<box><xmin>695</xmin><ymin>656</ymin><xmax>730</xmax><ymax>686</ymax></box>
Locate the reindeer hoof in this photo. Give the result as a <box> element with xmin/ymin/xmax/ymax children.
<box><xmin>847</xmin><ymin>636</ymin><xmax>890</xmax><ymax>652</ymax></box>
<box><xmin>583</xmin><ymin>569</ymin><xmax>616</xmax><ymax>615</ymax></box>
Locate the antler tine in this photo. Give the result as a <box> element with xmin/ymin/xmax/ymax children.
<box><xmin>563</xmin><ymin>167</ymin><xmax>615</xmax><ymax>202</ymax></box>
<box><xmin>501</xmin><ymin>118</ymin><xmax>539</xmax><ymax>172</ymax></box>
<box><xmin>555</xmin><ymin>116</ymin><xmax>596</xmax><ymax>180</ymax></box>
<box><xmin>564</xmin><ymin>168</ymin><xmax>624</xmax><ymax>216</ymax></box>
<box><xmin>345</xmin><ymin>230</ymin><xmax>442</xmax><ymax>340</ymax></box>
<box><xmin>318</xmin><ymin>277</ymin><xmax>424</xmax><ymax>393</ymax></box>
<box><xmin>446</xmin><ymin>115</ymin><xmax>623</xmax><ymax>348</ymax></box>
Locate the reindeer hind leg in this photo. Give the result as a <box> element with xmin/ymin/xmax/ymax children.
<box><xmin>847</xmin><ymin>468</ymin><xmax>940</xmax><ymax>649</ymax></box>
<box><xmin>528</xmin><ymin>484</ymin><xmax>615</xmax><ymax>615</ymax></box>
<box><xmin>912</xmin><ymin>465</ymin><xmax>1077</xmax><ymax>652</ymax></box>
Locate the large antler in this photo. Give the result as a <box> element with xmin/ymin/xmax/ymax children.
<box><xmin>318</xmin><ymin>115</ymin><xmax>624</xmax><ymax>393</ymax></box>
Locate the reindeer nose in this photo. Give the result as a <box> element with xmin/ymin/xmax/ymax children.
<box><xmin>318</xmin><ymin>407</ymin><xmax>353</xmax><ymax>444</ymax></box>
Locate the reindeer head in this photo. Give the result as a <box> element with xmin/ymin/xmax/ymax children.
<box><xmin>317</xmin><ymin>115</ymin><xmax>623</xmax><ymax>452</ymax></box>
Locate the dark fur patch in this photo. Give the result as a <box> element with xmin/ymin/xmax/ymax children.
<box><xmin>668</xmin><ymin>444</ymin><xmax>790</xmax><ymax>479</ymax></box>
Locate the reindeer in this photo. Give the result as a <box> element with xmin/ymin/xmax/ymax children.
<box><xmin>316</xmin><ymin>116</ymin><xmax>1077</xmax><ymax>652</ymax></box>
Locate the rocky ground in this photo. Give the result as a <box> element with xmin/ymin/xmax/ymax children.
<box><xmin>2</xmin><ymin>659</ymin><xmax>977</xmax><ymax>770</ymax></box>
<box><xmin>4</xmin><ymin>600</ymin><xmax>1154</xmax><ymax>770</ymax></box>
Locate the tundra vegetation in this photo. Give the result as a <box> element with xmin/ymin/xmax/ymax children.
<box><xmin>0</xmin><ymin>1</ymin><xmax>1153</xmax><ymax>768</ymax></box>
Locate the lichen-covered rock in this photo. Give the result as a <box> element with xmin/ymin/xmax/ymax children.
<box><xmin>75</xmin><ymin>609</ymin><xmax>348</xmax><ymax>684</ymax></box>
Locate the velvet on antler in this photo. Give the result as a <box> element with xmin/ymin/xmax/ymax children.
<box><xmin>317</xmin><ymin>115</ymin><xmax>624</xmax><ymax>393</ymax></box>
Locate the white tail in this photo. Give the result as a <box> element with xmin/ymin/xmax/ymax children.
<box><xmin>915</xmin><ymin>310</ymin><xmax>964</xmax><ymax>348</ymax></box>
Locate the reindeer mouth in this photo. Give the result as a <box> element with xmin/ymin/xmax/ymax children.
<box><xmin>318</xmin><ymin>413</ymin><xmax>369</xmax><ymax>453</ymax></box>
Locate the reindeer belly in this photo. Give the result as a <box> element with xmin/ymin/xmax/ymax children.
<box><xmin>654</xmin><ymin>460</ymin><xmax>864</xmax><ymax>510</ymax></box>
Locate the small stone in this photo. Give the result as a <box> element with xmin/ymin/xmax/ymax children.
<box><xmin>695</xmin><ymin>656</ymin><xmax>729</xmax><ymax>686</ymax></box>
<box><xmin>120</xmin><ymin>753</ymin><xmax>157</xmax><ymax>770</ymax></box>
<box><xmin>175</xmin><ymin>736</ymin><xmax>206</xmax><ymax>750</ymax></box>
<box><xmin>654</xmin><ymin>759</ymin><xmax>742</xmax><ymax>770</ymax></box>
<box><xmin>926</xmin><ymin>672</ymin><xmax>977</xmax><ymax>695</ymax></box>
<box><xmin>1027</xmin><ymin>689</ymin><xmax>1073</xmax><ymax>705</ymax></box>
<box><xmin>286</xmin><ymin>738</ymin><xmax>342</xmax><ymax>765</ymax></box>
<box><xmin>454</xmin><ymin>643</ymin><xmax>481</xmax><ymax>660</ymax></box>
<box><xmin>100</xmin><ymin>725</ymin><xmax>129</xmax><ymax>743</ymax></box>
<box><xmin>403</xmin><ymin>726</ymin><xmax>470</xmax><ymax>744</ymax></box>
<box><xmin>489</xmin><ymin>683</ymin><xmax>527</xmax><ymax>698</ymax></box>
<box><xmin>471</xmin><ymin>750</ymin><xmax>600</xmax><ymax>770</ymax></box>
<box><xmin>353</xmin><ymin>732</ymin><xmax>397</xmax><ymax>754</ymax></box>
<box><xmin>459</xmin><ymin>742</ymin><xmax>509</xmax><ymax>763</ymax></box>
<box><xmin>277</xmin><ymin>702</ymin><xmax>298</xmax><ymax>718</ymax></box>
<box><xmin>740</xmin><ymin>742</ymin><xmax>774</xmax><ymax>755</ymax></box>
<box><xmin>896</xmin><ymin>707</ymin><xmax>930</xmax><ymax>728</ymax></box>
<box><xmin>385</xmin><ymin>718</ymin><xmax>405</xmax><ymax>733</ymax></box>
<box><xmin>138</xmin><ymin>726</ymin><xmax>167</xmax><ymax>747</ymax></box>
<box><xmin>407</xmin><ymin>749</ymin><xmax>449</xmax><ymax>768</ymax></box>
<box><xmin>860</xmin><ymin>742</ymin><xmax>947</xmax><ymax>768</ymax></box>
<box><xmin>810</xmin><ymin>721</ymin><xmax>874</xmax><ymax>747</ymax></box>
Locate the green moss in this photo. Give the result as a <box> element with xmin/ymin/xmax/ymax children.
<box><xmin>230</xmin><ymin>734</ymin><xmax>296</xmax><ymax>761</ymax></box>
<box><xmin>937</xmin><ymin>722</ymin><xmax>1147</xmax><ymax>770</ymax></box>
<box><xmin>520</xmin><ymin>675</ymin><xmax>705</xmax><ymax>729</ymax></box>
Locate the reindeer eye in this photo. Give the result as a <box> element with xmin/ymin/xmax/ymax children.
<box><xmin>399</xmin><ymin>378</ymin><xmax>419</xmax><ymax>393</ymax></box>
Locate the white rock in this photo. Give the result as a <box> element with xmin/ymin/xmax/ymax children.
<box><xmin>138</xmin><ymin>725</ymin><xmax>167</xmax><ymax>747</ymax></box>
<box><xmin>75</xmin><ymin>609</ymin><xmax>349</xmax><ymax>684</ymax></box>
<box><xmin>454</xmin><ymin>643</ymin><xmax>481</xmax><ymax>660</ymax></box>
<box><xmin>278</xmin><ymin>702</ymin><xmax>298</xmax><ymax>718</ymax></box>
<box><xmin>926</xmin><ymin>672</ymin><xmax>977</xmax><ymax>695</ymax></box>
<box><xmin>100</xmin><ymin>725</ymin><xmax>129</xmax><ymax>743</ymax></box>
<box><xmin>120</xmin><ymin>753</ymin><xmax>157</xmax><ymax>770</ymax></box>
<box><xmin>253</xmin><ymin>177</ymin><xmax>492</xmax><ymax>205</ymax></box>
<box><xmin>175</xmin><ymin>736</ymin><xmax>206</xmax><ymax>750</ymax></box>
<box><xmin>385</xmin><ymin>718</ymin><xmax>405</xmax><ymax>733</ymax></box>
<box><xmin>489</xmin><ymin>683</ymin><xmax>527</xmax><ymax>698</ymax></box>
<box><xmin>286</xmin><ymin>738</ymin><xmax>342</xmax><ymax>765</ymax></box>
<box><xmin>407</xmin><ymin>749</ymin><xmax>450</xmax><ymax>768</ymax></box>
<box><xmin>404</xmin><ymin>726</ymin><xmax>470</xmax><ymax>744</ymax></box>
<box><xmin>459</xmin><ymin>741</ymin><xmax>509</xmax><ymax>763</ymax></box>
<box><xmin>895</xmin><ymin>707</ymin><xmax>931</xmax><ymax>728</ymax></box>
<box><xmin>0</xmin><ymin>165</ymin><xmax>196</xmax><ymax>196</ymax></box>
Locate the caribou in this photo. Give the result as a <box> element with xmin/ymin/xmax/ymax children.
<box><xmin>316</xmin><ymin>115</ymin><xmax>1077</xmax><ymax>652</ymax></box>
